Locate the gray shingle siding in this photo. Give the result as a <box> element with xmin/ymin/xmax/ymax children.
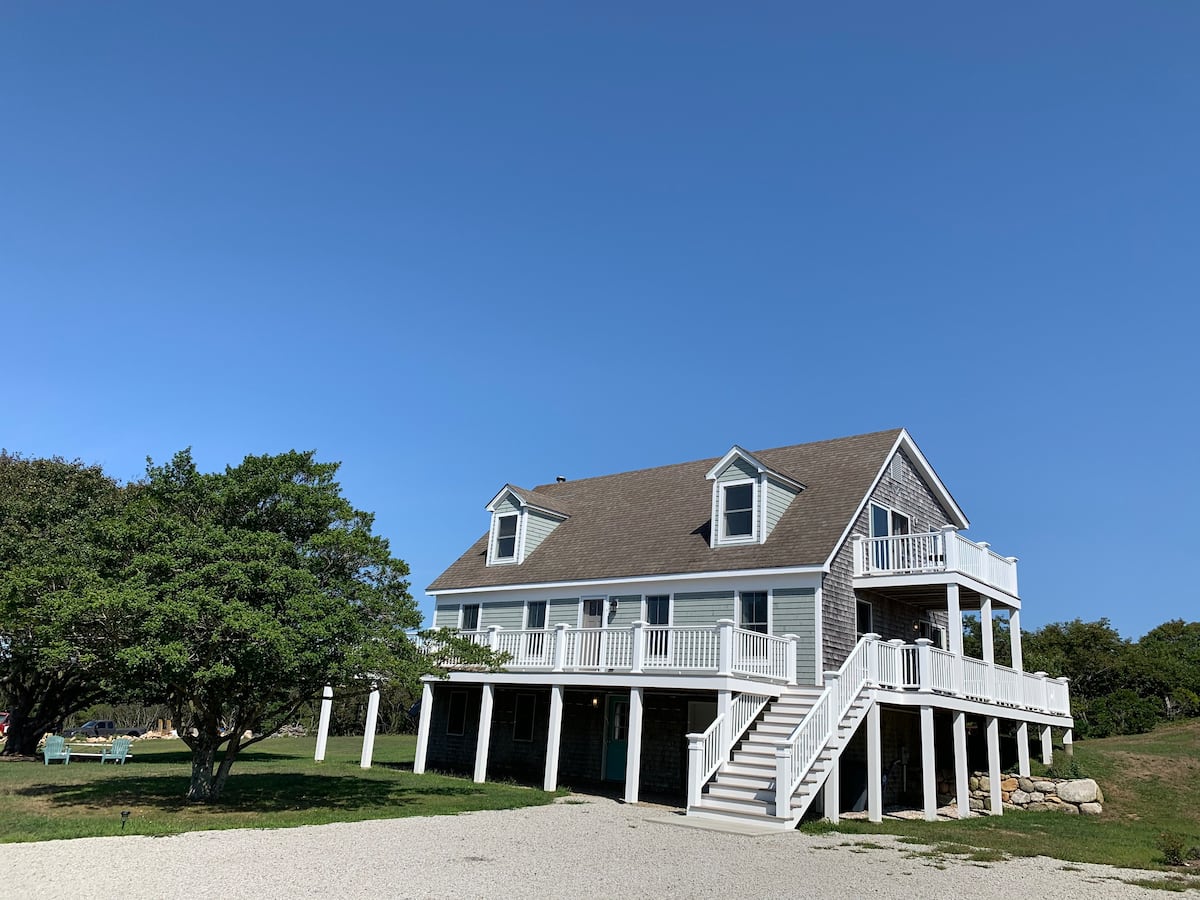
<box><xmin>673</xmin><ymin>591</ymin><xmax>735</xmax><ymax>626</ymax></box>
<box><xmin>823</xmin><ymin>448</ymin><xmax>955</xmax><ymax>669</ymax></box>
<box><xmin>773</xmin><ymin>587</ymin><xmax>817</xmax><ymax>685</ymax></box>
<box><xmin>523</xmin><ymin>509</ymin><xmax>561</xmax><ymax>558</ymax></box>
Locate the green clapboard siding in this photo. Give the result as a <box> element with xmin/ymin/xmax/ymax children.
<box><xmin>608</xmin><ymin>595</ymin><xmax>642</xmax><ymax>628</ymax></box>
<box><xmin>494</xmin><ymin>494</ymin><xmax>522</xmax><ymax>516</ymax></box>
<box><xmin>764</xmin><ymin>478</ymin><xmax>799</xmax><ymax>538</ymax></box>
<box><xmin>673</xmin><ymin>591</ymin><xmax>735</xmax><ymax>627</ymax></box>
<box><xmin>548</xmin><ymin>597</ymin><xmax>580</xmax><ymax>627</ymax></box>
<box><xmin>773</xmin><ymin>588</ymin><xmax>817</xmax><ymax>685</ymax></box>
<box><xmin>523</xmin><ymin>509</ymin><xmax>561</xmax><ymax>557</ymax></box>
<box><xmin>714</xmin><ymin>458</ymin><xmax>758</xmax><ymax>483</ymax></box>
<box><xmin>484</xmin><ymin>599</ymin><xmax>524</xmax><ymax>630</ymax></box>
<box><xmin>433</xmin><ymin>602</ymin><xmax>460</xmax><ymax>629</ymax></box>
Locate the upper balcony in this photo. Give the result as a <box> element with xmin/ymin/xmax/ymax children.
<box><xmin>852</xmin><ymin>525</ymin><xmax>1019</xmax><ymax>600</ymax></box>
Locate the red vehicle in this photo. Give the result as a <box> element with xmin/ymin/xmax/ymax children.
<box><xmin>0</xmin><ymin>711</ymin><xmax>9</xmax><ymax>738</ymax></box>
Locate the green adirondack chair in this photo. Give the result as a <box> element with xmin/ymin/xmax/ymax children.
<box><xmin>43</xmin><ymin>735</ymin><xmax>71</xmax><ymax>765</ymax></box>
<box><xmin>100</xmin><ymin>737</ymin><xmax>132</xmax><ymax>765</ymax></box>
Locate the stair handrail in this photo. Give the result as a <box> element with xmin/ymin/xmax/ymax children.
<box><xmin>686</xmin><ymin>692</ymin><xmax>771</xmax><ymax>808</ymax></box>
<box><xmin>774</xmin><ymin>634</ymin><xmax>878</xmax><ymax>820</ymax></box>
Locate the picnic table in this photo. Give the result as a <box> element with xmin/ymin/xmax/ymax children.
<box><xmin>64</xmin><ymin>739</ymin><xmax>134</xmax><ymax>762</ymax></box>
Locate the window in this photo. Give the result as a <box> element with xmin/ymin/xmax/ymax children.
<box><xmin>495</xmin><ymin>514</ymin><xmax>518</xmax><ymax>560</ymax></box>
<box><xmin>524</xmin><ymin>601</ymin><xmax>548</xmax><ymax>659</ymax></box>
<box><xmin>447</xmin><ymin>690</ymin><xmax>468</xmax><ymax>736</ymax></box>
<box><xmin>723</xmin><ymin>483</ymin><xmax>755</xmax><ymax>538</ymax></box>
<box><xmin>513</xmin><ymin>693</ymin><xmax>536</xmax><ymax>742</ymax></box>
<box><xmin>857</xmin><ymin>600</ymin><xmax>873</xmax><ymax>638</ymax></box>
<box><xmin>526</xmin><ymin>601</ymin><xmax>546</xmax><ymax>629</ymax></box>
<box><xmin>740</xmin><ymin>591</ymin><xmax>768</xmax><ymax>634</ymax></box>
<box><xmin>645</xmin><ymin>595</ymin><xmax>670</xmax><ymax>658</ymax></box>
<box><xmin>919</xmin><ymin>620</ymin><xmax>946</xmax><ymax>649</ymax></box>
<box><xmin>461</xmin><ymin>604</ymin><xmax>480</xmax><ymax>631</ymax></box>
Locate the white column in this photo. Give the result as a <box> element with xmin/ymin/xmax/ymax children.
<box><xmin>413</xmin><ymin>681</ymin><xmax>434</xmax><ymax>774</ymax></box>
<box><xmin>473</xmin><ymin>684</ymin><xmax>494</xmax><ymax>783</ymax></box>
<box><xmin>544</xmin><ymin>685</ymin><xmax>564</xmax><ymax>791</ymax></box>
<box><xmin>1040</xmin><ymin>724</ymin><xmax>1053</xmax><ymax>766</ymax></box>
<box><xmin>359</xmin><ymin>684</ymin><xmax>380</xmax><ymax>769</ymax></box>
<box><xmin>686</xmin><ymin>733</ymin><xmax>704</xmax><ymax>808</ymax></box>
<box><xmin>1016</xmin><ymin>722</ymin><xmax>1031</xmax><ymax>778</ymax></box>
<box><xmin>986</xmin><ymin>715</ymin><xmax>1002</xmax><ymax>816</ymax></box>
<box><xmin>314</xmin><ymin>684</ymin><xmax>333</xmax><ymax>762</ymax></box>
<box><xmin>946</xmin><ymin>584</ymin><xmax>963</xmax><ymax>655</ymax></box>
<box><xmin>630</xmin><ymin>621</ymin><xmax>645</xmax><ymax>674</ymax></box>
<box><xmin>953</xmin><ymin>711</ymin><xmax>970</xmax><ymax>819</ymax></box>
<box><xmin>717</xmin><ymin>690</ymin><xmax>732</xmax><ymax>758</ymax></box>
<box><xmin>864</xmin><ymin>633</ymin><xmax>881</xmax><ymax>686</ymax></box>
<box><xmin>867</xmin><ymin>702</ymin><xmax>882</xmax><ymax>823</ymax></box>
<box><xmin>916</xmin><ymin>638</ymin><xmax>934</xmax><ymax>692</ymax></box>
<box><xmin>1009</xmin><ymin>608</ymin><xmax>1024</xmax><ymax>672</ymax></box>
<box><xmin>783</xmin><ymin>633</ymin><xmax>799</xmax><ymax>685</ymax></box>
<box><xmin>552</xmin><ymin>623</ymin><xmax>569</xmax><ymax>672</ymax></box>
<box><xmin>1063</xmin><ymin>728</ymin><xmax>1073</xmax><ymax>757</ymax></box>
<box><xmin>920</xmin><ymin>705</ymin><xmax>937</xmax><ymax>821</ymax></box>
<box><xmin>981</xmin><ymin>597</ymin><xmax>995</xmax><ymax>700</ymax></box>
<box><xmin>823</xmin><ymin>756</ymin><xmax>840</xmax><ymax>824</ymax></box>
<box><xmin>624</xmin><ymin>688</ymin><xmax>644</xmax><ymax>803</ymax></box>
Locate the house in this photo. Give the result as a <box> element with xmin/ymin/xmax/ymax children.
<box><xmin>413</xmin><ymin>429</ymin><xmax>1074</xmax><ymax>827</ymax></box>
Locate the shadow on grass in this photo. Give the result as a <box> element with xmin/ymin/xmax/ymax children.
<box><xmin>119</xmin><ymin>749</ymin><xmax>301</xmax><ymax>766</ymax></box>
<box><xmin>19</xmin><ymin>773</ymin><xmax>491</xmax><ymax>813</ymax></box>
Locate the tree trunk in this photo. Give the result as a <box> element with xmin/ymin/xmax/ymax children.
<box><xmin>0</xmin><ymin>715</ymin><xmax>48</xmax><ymax>757</ymax></box>
<box><xmin>186</xmin><ymin>735</ymin><xmax>220</xmax><ymax>801</ymax></box>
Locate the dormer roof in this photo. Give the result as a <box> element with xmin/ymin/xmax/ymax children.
<box><xmin>485</xmin><ymin>484</ymin><xmax>572</xmax><ymax>519</ymax></box>
<box><xmin>705</xmin><ymin>445</ymin><xmax>806</xmax><ymax>491</ymax></box>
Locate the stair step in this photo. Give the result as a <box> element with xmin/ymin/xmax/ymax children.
<box><xmin>706</xmin><ymin>784</ymin><xmax>777</xmax><ymax>803</ymax></box>
<box><xmin>695</xmin><ymin>795</ymin><xmax>776</xmax><ymax>817</ymax></box>
<box><xmin>713</xmin><ymin>771</ymin><xmax>774</xmax><ymax>789</ymax></box>
<box><xmin>686</xmin><ymin>807</ymin><xmax>792</xmax><ymax>829</ymax></box>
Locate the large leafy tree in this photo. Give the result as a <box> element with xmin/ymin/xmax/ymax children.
<box><xmin>114</xmin><ymin>449</ymin><xmax>426</xmax><ymax>801</ymax></box>
<box><xmin>0</xmin><ymin>453</ymin><xmax>127</xmax><ymax>756</ymax></box>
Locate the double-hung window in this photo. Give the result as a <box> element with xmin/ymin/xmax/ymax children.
<box><xmin>524</xmin><ymin>601</ymin><xmax>548</xmax><ymax>660</ymax></box>
<box><xmin>722</xmin><ymin>483</ymin><xmax>755</xmax><ymax>540</ymax></box>
<box><xmin>740</xmin><ymin>591</ymin><xmax>768</xmax><ymax>634</ymax></box>
<box><xmin>495</xmin><ymin>514</ymin><xmax>518</xmax><ymax>560</ymax></box>
<box><xmin>645</xmin><ymin>595</ymin><xmax>670</xmax><ymax>659</ymax></box>
<box><xmin>461</xmin><ymin>603</ymin><xmax>480</xmax><ymax>631</ymax></box>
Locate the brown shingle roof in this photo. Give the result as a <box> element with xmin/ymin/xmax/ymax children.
<box><xmin>427</xmin><ymin>429</ymin><xmax>905</xmax><ymax>592</ymax></box>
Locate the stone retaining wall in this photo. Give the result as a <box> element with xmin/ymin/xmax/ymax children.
<box><xmin>939</xmin><ymin>772</ymin><xmax>1104</xmax><ymax>815</ymax></box>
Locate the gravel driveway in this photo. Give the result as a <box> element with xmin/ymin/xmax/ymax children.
<box><xmin>0</xmin><ymin>797</ymin><xmax>1171</xmax><ymax>898</ymax></box>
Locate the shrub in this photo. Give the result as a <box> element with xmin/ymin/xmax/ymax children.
<box><xmin>1045</xmin><ymin>751</ymin><xmax>1088</xmax><ymax>780</ymax></box>
<box><xmin>1157</xmin><ymin>832</ymin><xmax>1188</xmax><ymax>867</ymax></box>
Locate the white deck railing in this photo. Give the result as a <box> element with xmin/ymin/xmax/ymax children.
<box><xmin>687</xmin><ymin>692</ymin><xmax>772</xmax><ymax>807</ymax></box>
<box><xmin>853</xmin><ymin>526</ymin><xmax>1019</xmax><ymax>596</ymax></box>
<box><xmin>446</xmin><ymin>620</ymin><xmax>797</xmax><ymax>684</ymax></box>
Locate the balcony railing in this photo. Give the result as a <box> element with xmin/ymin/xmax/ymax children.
<box><xmin>431</xmin><ymin>620</ymin><xmax>798</xmax><ymax>685</ymax></box>
<box><xmin>852</xmin><ymin>526</ymin><xmax>1019</xmax><ymax>596</ymax></box>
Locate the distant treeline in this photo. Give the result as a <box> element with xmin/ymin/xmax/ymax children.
<box><xmin>964</xmin><ymin>617</ymin><xmax>1199</xmax><ymax>739</ymax></box>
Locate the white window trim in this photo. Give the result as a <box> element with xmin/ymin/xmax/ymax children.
<box><xmin>642</xmin><ymin>593</ymin><xmax>672</xmax><ymax>627</ymax></box>
<box><xmin>578</xmin><ymin>595</ymin><xmax>607</xmax><ymax>628</ymax></box>
<box><xmin>523</xmin><ymin>600</ymin><xmax>548</xmax><ymax>630</ymax></box>
<box><xmin>488</xmin><ymin>509</ymin><xmax>524</xmax><ymax>566</ymax></box>
<box><xmin>738</xmin><ymin>589</ymin><xmax>770</xmax><ymax>633</ymax></box>
<box><xmin>459</xmin><ymin>603</ymin><xmax>482</xmax><ymax>631</ymax></box>
<box><xmin>856</xmin><ymin>599</ymin><xmax>873</xmax><ymax>638</ymax></box>
<box><xmin>716</xmin><ymin>477</ymin><xmax>759</xmax><ymax>546</ymax></box>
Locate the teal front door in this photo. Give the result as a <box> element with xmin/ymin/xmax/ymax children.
<box><xmin>603</xmin><ymin>695</ymin><xmax>628</xmax><ymax>781</ymax></box>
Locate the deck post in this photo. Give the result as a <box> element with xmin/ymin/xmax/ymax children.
<box><xmin>1063</xmin><ymin>727</ymin><xmax>1074</xmax><ymax>757</ymax></box>
<box><xmin>686</xmin><ymin>733</ymin><xmax>704</xmax><ymax>808</ymax></box>
<box><xmin>473</xmin><ymin>683</ymin><xmax>494</xmax><ymax>783</ymax></box>
<box><xmin>867</xmin><ymin>701</ymin><xmax>882</xmax><ymax>823</ymax></box>
<box><xmin>783</xmin><ymin>633</ymin><xmax>799</xmax><ymax>685</ymax></box>
<box><xmin>487</xmin><ymin>625</ymin><xmax>501</xmax><ymax>652</ymax></box>
<box><xmin>544</xmin><ymin>684</ymin><xmax>564</xmax><ymax>791</ymax></box>
<box><xmin>953</xmin><ymin>711</ymin><xmax>970</xmax><ymax>819</ymax></box>
<box><xmin>630</xmin><ymin>620</ymin><xmax>645</xmax><ymax>674</ymax></box>
<box><xmin>1016</xmin><ymin>721</ymin><xmax>1031</xmax><ymax>777</ymax></box>
<box><xmin>359</xmin><ymin>683</ymin><xmax>380</xmax><ymax>769</ymax></box>
<box><xmin>1034</xmin><ymin>671</ymin><xmax>1049</xmax><ymax>712</ymax></box>
<box><xmin>981</xmin><ymin>597</ymin><xmax>995</xmax><ymax>699</ymax></box>
<box><xmin>717</xmin><ymin>618</ymin><xmax>735</xmax><ymax>676</ymax></box>
<box><xmin>823</xmin><ymin>755</ymin><xmax>840</xmax><ymax>824</ymax></box>
<box><xmin>413</xmin><ymin>681</ymin><xmax>434</xmax><ymax>774</ymax></box>
<box><xmin>940</xmin><ymin>524</ymin><xmax>959</xmax><ymax>570</ymax></box>
<box><xmin>1009</xmin><ymin>608</ymin><xmax>1023</xmax><ymax>672</ymax></box>
<box><xmin>314</xmin><ymin>684</ymin><xmax>333</xmax><ymax>762</ymax></box>
<box><xmin>985</xmin><ymin>715</ymin><xmax>1002</xmax><ymax>816</ymax></box>
<box><xmin>915</xmin><ymin>638</ymin><xmax>934</xmax><ymax>692</ymax></box>
<box><xmin>946</xmin><ymin>583</ymin><xmax>964</xmax><ymax>695</ymax></box>
<box><xmin>717</xmin><ymin>690</ymin><xmax>732</xmax><ymax>758</ymax></box>
<box><xmin>624</xmin><ymin>687</ymin><xmax>644</xmax><ymax>803</ymax></box>
<box><xmin>552</xmin><ymin>623</ymin><xmax>569</xmax><ymax>672</ymax></box>
<box><xmin>864</xmin><ymin>633</ymin><xmax>881</xmax><ymax>686</ymax></box>
<box><xmin>1040</xmin><ymin>724</ymin><xmax>1053</xmax><ymax>766</ymax></box>
<box><xmin>920</xmin><ymin>705</ymin><xmax>937</xmax><ymax>821</ymax></box>
<box><xmin>850</xmin><ymin>533</ymin><xmax>865</xmax><ymax>575</ymax></box>
<box><xmin>775</xmin><ymin>746</ymin><xmax>792</xmax><ymax>821</ymax></box>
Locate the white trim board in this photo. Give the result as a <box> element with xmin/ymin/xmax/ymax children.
<box><xmin>429</xmin><ymin>565</ymin><xmax>826</xmax><ymax>598</ymax></box>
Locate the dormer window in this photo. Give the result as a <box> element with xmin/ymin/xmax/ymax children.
<box><xmin>706</xmin><ymin>446</ymin><xmax>806</xmax><ymax>549</ymax></box>
<box><xmin>495</xmin><ymin>515</ymin><xmax>518</xmax><ymax>560</ymax></box>
<box><xmin>485</xmin><ymin>484</ymin><xmax>569</xmax><ymax>566</ymax></box>
<box><xmin>722</xmin><ymin>483</ymin><xmax>755</xmax><ymax>539</ymax></box>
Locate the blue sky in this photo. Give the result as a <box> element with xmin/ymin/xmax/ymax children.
<box><xmin>3</xmin><ymin>3</ymin><xmax>1196</xmax><ymax>638</ymax></box>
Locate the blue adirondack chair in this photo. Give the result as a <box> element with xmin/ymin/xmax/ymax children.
<box><xmin>100</xmin><ymin>737</ymin><xmax>132</xmax><ymax>765</ymax></box>
<box><xmin>43</xmin><ymin>735</ymin><xmax>71</xmax><ymax>765</ymax></box>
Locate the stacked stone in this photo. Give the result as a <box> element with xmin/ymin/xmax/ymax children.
<box><xmin>965</xmin><ymin>772</ymin><xmax>1103</xmax><ymax>815</ymax></box>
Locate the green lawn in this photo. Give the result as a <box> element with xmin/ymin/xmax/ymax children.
<box><xmin>804</xmin><ymin>718</ymin><xmax>1200</xmax><ymax>874</ymax></box>
<box><xmin>0</xmin><ymin>735</ymin><xmax>557</xmax><ymax>843</ymax></box>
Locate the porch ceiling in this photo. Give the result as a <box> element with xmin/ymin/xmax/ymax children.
<box><xmin>856</xmin><ymin>583</ymin><xmax>999</xmax><ymax>612</ymax></box>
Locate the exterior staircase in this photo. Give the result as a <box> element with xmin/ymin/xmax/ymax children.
<box><xmin>688</xmin><ymin>685</ymin><xmax>873</xmax><ymax>828</ymax></box>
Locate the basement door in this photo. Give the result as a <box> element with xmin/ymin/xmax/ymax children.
<box><xmin>603</xmin><ymin>695</ymin><xmax>628</xmax><ymax>781</ymax></box>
